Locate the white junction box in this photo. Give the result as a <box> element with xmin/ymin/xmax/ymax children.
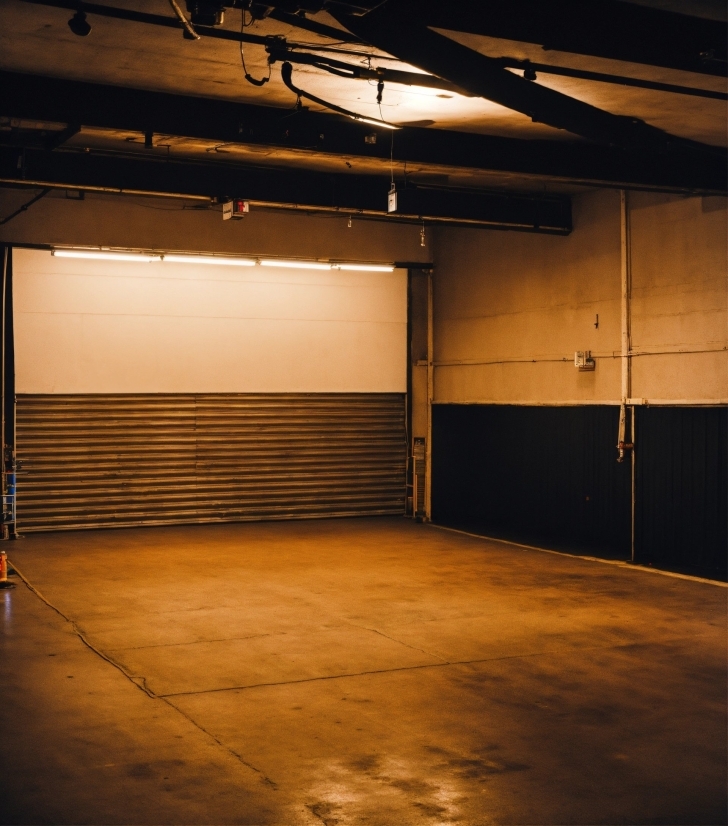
<box><xmin>387</xmin><ymin>185</ymin><xmax>397</xmax><ymax>213</ymax></box>
<box><xmin>574</xmin><ymin>351</ymin><xmax>596</xmax><ymax>371</ymax></box>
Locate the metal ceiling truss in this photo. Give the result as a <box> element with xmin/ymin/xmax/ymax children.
<box><xmin>2</xmin><ymin>73</ymin><xmax>725</xmax><ymax>194</ymax></box>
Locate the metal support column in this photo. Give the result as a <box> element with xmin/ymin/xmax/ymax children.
<box><xmin>425</xmin><ymin>270</ymin><xmax>434</xmax><ymax>521</ymax></box>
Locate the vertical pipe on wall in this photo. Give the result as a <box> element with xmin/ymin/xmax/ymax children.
<box><xmin>0</xmin><ymin>248</ymin><xmax>6</xmax><ymax>541</ymax></box>
<box><xmin>618</xmin><ymin>190</ymin><xmax>632</xmax><ymax>463</ymax></box>
<box><xmin>425</xmin><ymin>269</ymin><xmax>434</xmax><ymax>520</ymax></box>
<box><xmin>630</xmin><ymin>405</ymin><xmax>636</xmax><ymax>562</ymax></box>
<box><xmin>619</xmin><ymin>191</ymin><xmax>636</xmax><ymax>562</ymax></box>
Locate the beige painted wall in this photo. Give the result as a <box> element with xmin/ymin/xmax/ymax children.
<box><xmin>629</xmin><ymin>192</ymin><xmax>727</xmax><ymax>402</ymax></box>
<box><xmin>0</xmin><ymin>189</ymin><xmax>431</xmax><ymax>264</ymax></box>
<box><xmin>14</xmin><ymin>249</ymin><xmax>407</xmax><ymax>393</ymax></box>
<box><xmin>433</xmin><ymin>189</ymin><xmax>727</xmax><ymax>405</ymax></box>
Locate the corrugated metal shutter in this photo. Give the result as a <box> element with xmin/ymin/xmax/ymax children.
<box><xmin>16</xmin><ymin>393</ymin><xmax>406</xmax><ymax>532</ymax></box>
<box><xmin>635</xmin><ymin>405</ymin><xmax>728</xmax><ymax>578</ymax></box>
<box><xmin>431</xmin><ymin>404</ymin><xmax>632</xmax><ymax>556</ymax></box>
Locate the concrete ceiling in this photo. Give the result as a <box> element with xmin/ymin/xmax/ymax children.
<box><xmin>0</xmin><ymin>0</ymin><xmax>725</xmax><ymax>224</ymax></box>
<box><xmin>1</xmin><ymin>1</ymin><xmax>725</xmax><ymax>145</ymax></box>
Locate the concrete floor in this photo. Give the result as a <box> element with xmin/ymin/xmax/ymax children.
<box><xmin>1</xmin><ymin>517</ymin><xmax>726</xmax><ymax>826</ymax></box>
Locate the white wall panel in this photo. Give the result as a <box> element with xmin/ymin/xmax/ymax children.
<box><xmin>14</xmin><ymin>249</ymin><xmax>407</xmax><ymax>393</ymax></box>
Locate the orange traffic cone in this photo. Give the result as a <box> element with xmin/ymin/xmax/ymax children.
<box><xmin>0</xmin><ymin>550</ymin><xmax>15</xmax><ymax>589</ymax></box>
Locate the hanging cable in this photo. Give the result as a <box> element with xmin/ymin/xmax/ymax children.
<box><xmin>240</xmin><ymin>8</ymin><xmax>270</xmax><ymax>87</ymax></box>
<box><xmin>0</xmin><ymin>188</ymin><xmax>51</xmax><ymax>226</ymax></box>
<box><xmin>280</xmin><ymin>62</ymin><xmax>399</xmax><ymax>129</ymax></box>
<box><xmin>389</xmin><ymin>128</ymin><xmax>395</xmax><ymax>186</ymax></box>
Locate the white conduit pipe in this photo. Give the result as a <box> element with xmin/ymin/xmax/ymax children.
<box><xmin>619</xmin><ymin>190</ymin><xmax>637</xmax><ymax>562</ymax></box>
<box><xmin>618</xmin><ymin>190</ymin><xmax>632</xmax><ymax>464</ymax></box>
<box><xmin>425</xmin><ymin>269</ymin><xmax>434</xmax><ymax>521</ymax></box>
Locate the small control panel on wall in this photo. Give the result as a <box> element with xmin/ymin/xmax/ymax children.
<box><xmin>574</xmin><ymin>351</ymin><xmax>596</xmax><ymax>371</ymax></box>
<box><xmin>222</xmin><ymin>199</ymin><xmax>249</xmax><ymax>220</ymax></box>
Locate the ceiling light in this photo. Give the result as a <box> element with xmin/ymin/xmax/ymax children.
<box><xmin>162</xmin><ymin>255</ymin><xmax>255</xmax><ymax>266</ymax></box>
<box><xmin>353</xmin><ymin>115</ymin><xmax>399</xmax><ymax>130</ymax></box>
<box><xmin>335</xmin><ymin>264</ymin><xmax>395</xmax><ymax>272</ymax></box>
<box><xmin>52</xmin><ymin>250</ymin><xmax>160</xmax><ymax>262</ymax></box>
<box><xmin>50</xmin><ymin>250</ymin><xmax>396</xmax><ymax>273</ymax></box>
<box><xmin>260</xmin><ymin>260</ymin><xmax>332</xmax><ymax>270</ymax></box>
<box><xmin>68</xmin><ymin>11</ymin><xmax>91</xmax><ymax>37</ymax></box>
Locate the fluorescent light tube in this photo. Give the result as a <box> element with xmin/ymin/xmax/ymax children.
<box><xmin>260</xmin><ymin>260</ymin><xmax>332</xmax><ymax>270</ymax></box>
<box><xmin>53</xmin><ymin>250</ymin><xmax>161</xmax><ymax>262</ymax></box>
<box><xmin>353</xmin><ymin>115</ymin><xmax>399</xmax><ymax>130</ymax></box>
<box><xmin>163</xmin><ymin>255</ymin><xmax>256</xmax><ymax>266</ymax></box>
<box><xmin>336</xmin><ymin>264</ymin><xmax>395</xmax><ymax>272</ymax></box>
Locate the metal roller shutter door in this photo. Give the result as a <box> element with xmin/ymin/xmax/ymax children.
<box><xmin>16</xmin><ymin>393</ymin><xmax>406</xmax><ymax>532</ymax></box>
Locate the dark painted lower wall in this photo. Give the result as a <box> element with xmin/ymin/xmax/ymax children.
<box><xmin>635</xmin><ymin>406</ymin><xmax>727</xmax><ymax>578</ymax></box>
<box><xmin>432</xmin><ymin>404</ymin><xmax>727</xmax><ymax>578</ymax></box>
<box><xmin>432</xmin><ymin>405</ymin><xmax>631</xmax><ymax>557</ymax></box>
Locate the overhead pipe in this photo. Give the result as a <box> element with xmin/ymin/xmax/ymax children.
<box><xmin>0</xmin><ymin>178</ymin><xmax>213</xmax><ymax>203</ymax></box>
<box><xmin>497</xmin><ymin>59</ymin><xmax>727</xmax><ymax>102</ymax></box>
<box><xmin>0</xmin><ymin>178</ymin><xmax>569</xmax><ymax>232</ymax></box>
<box><xmin>269</xmin><ymin>44</ymin><xmax>727</xmax><ymax>102</ymax></box>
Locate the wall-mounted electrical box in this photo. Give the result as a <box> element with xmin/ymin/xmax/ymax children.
<box><xmin>574</xmin><ymin>351</ymin><xmax>596</xmax><ymax>371</ymax></box>
<box><xmin>222</xmin><ymin>199</ymin><xmax>249</xmax><ymax>220</ymax></box>
<box><xmin>387</xmin><ymin>184</ymin><xmax>397</xmax><ymax>213</ymax></box>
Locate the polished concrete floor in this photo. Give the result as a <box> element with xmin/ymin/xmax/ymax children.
<box><xmin>1</xmin><ymin>517</ymin><xmax>726</xmax><ymax>826</ymax></box>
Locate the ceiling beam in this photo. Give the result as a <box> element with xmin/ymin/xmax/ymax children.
<box><xmin>2</xmin><ymin>73</ymin><xmax>724</xmax><ymax>193</ymax></box>
<box><xmin>330</xmin><ymin>5</ymin><xmax>721</xmax><ymax>155</ymax></box>
<box><xmin>370</xmin><ymin>0</ymin><xmax>727</xmax><ymax>78</ymax></box>
<box><xmin>0</xmin><ymin>148</ymin><xmax>573</xmax><ymax>233</ymax></box>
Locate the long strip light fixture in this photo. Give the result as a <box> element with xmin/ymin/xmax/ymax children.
<box><xmin>51</xmin><ymin>249</ymin><xmax>395</xmax><ymax>272</ymax></box>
